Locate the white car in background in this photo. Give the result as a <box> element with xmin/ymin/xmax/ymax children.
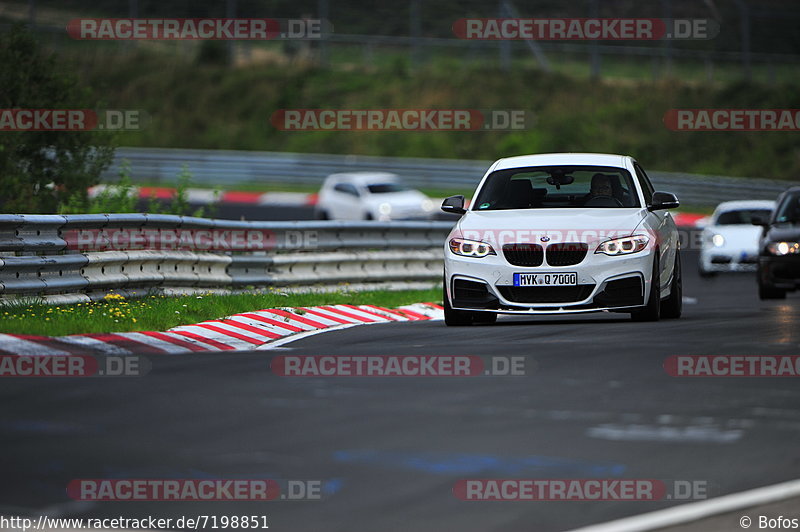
<box><xmin>315</xmin><ymin>172</ymin><xmax>436</xmax><ymax>221</ymax></box>
<box><xmin>698</xmin><ymin>200</ymin><xmax>776</xmax><ymax>277</ymax></box>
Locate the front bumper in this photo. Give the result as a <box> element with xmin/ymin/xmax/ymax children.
<box><xmin>758</xmin><ymin>254</ymin><xmax>800</xmax><ymax>291</ymax></box>
<box><xmin>699</xmin><ymin>247</ymin><xmax>759</xmax><ymax>273</ymax></box>
<box><xmin>444</xmin><ymin>247</ymin><xmax>655</xmax><ymax>315</ymax></box>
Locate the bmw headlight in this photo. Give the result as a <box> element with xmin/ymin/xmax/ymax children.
<box><xmin>767</xmin><ymin>241</ymin><xmax>800</xmax><ymax>256</ymax></box>
<box><xmin>595</xmin><ymin>235</ymin><xmax>650</xmax><ymax>256</ymax></box>
<box><xmin>378</xmin><ymin>203</ymin><xmax>392</xmax><ymax>215</ymax></box>
<box><xmin>449</xmin><ymin>238</ymin><xmax>496</xmax><ymax>258</ymax></box>
<box><xmin>711</xmin><ymin>234</ymin><xmax>725</xmax><ymax>247</ymax></box>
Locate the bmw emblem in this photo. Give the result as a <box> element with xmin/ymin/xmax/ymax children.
<box><xmin>540</xmin><ymin>236</ymin><xmax>551</xmax><ymax>242</ymax></box>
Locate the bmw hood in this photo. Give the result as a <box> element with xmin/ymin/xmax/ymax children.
<box><xmin>453</xmin><ymin>208</ymin><xmax>649</xmax><ymax>247</ymax></box>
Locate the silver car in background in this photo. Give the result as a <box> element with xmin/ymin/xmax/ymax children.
<box><xmin>314</xmin><ymin>172</ymin><xmax>436</xmax><ymax>221</ymax></box>
<box><xmin>699</xmin><ymin>200</ymin><xmax>776</xmax><ymax>277</ymax></box>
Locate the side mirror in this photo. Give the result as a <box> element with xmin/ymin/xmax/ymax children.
<box><xmin>648</xmin><ymin>191</ymin><xmax>680</xmax><ymax>211</ymax></box>
<box><xmin>441</xmin><ymin>195</ymin><xmax>466</xmax><ymax>215</ymax></box>
<box><xmin>751</xmin><ymin>213</ymin><xmax>770</xmax><ymax>227</ymax></box>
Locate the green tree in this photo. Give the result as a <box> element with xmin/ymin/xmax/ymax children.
<box><xmin>0</xmin><ymin>24</ymin><xmax>114</xmax><ymax>213</ymax></box>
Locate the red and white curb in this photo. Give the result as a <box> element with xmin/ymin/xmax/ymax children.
<box><xmin>0</xmin><ymin>303</ymin><xmax>443</xmax><ymax>356</ymax></box>
<box><xmin>88</xmin><ymin>185</ymin><xmax>467</xmax><ymax>211</ymax></box>
<box><xmin>88</xmin><ymin>185</ymin><xmax>318</xmax><ymax>207</ymax></box>
<box><xmin>672</xmin><ymin>212</ymin><xmax>706</xmax><ymax>227</ymax></box>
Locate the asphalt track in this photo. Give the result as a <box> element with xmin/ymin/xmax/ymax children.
<box><xmin>2</xmin><ymin>248</ymin><xmax>800</xmax><ymax>531</ymax></box>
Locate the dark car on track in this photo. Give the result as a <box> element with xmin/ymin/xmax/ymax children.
<box><xmin>754</xmin><ymin>186</ymin><xmax>800</xmax><ymax>299</ymax></box>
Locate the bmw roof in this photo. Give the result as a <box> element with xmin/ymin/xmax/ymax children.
<box><xmin>491</xmin><ymin>153</ymin><xmax>632</xmax><ymax>171</ymax></box>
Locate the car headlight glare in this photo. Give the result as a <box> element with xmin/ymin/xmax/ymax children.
<box><xmin>711</xmin><ymin>234</ymin><xmax>725</xmax><ymax>247</ymax></box>
<box><xmin>449</xmin><ymin>238</ymin><xmax>496</xmax><ymax>258</ymax></box>
<box><xmin>421</xmin><ymin>199</ymin><xmax>434</xmax><ymax>212</ymax></box>
<box><xmin>595</xmin><ymin>235</ymin><xmax>650</xmax><ymax>256</ymax></box>
<box><xmin>767</xmin><ymin>241</ymin><xmax>800</xmax><ymax>256</ymax></box>
<box><xmin>378</xmin><ymin>202</ymin><xmax>392</xmax><ymax>215</ymax></box>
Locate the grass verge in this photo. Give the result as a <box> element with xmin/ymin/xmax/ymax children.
<box><xmin>66</xmin><ymin>49</ymin><xmax>800</xmax><ymax>181</ymax></box>
<box><xmin>0</xmin><ymin>289</ymin><xmax>441</xmax><ymax>337</ymax></box>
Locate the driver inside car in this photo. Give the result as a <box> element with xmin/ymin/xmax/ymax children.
<box><xmin>582</xmin><ymin>173</ymin><xmax>615</xmax><ymax>205</ymax></box>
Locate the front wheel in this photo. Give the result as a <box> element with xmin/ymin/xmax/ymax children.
<box><xmin>660</xmin><ymin>250</ymin><xmax>682</xmax><ymax>319</ymax></box>
<box><xmin>631</xmin><ymin>254</ymin><xmax>661</xmax><ymax>322</ymax></box>
<box><xmin>758</xmin><ymin>265</ymin><xmax>786</xmax><ymax>300</ymax></box>
<box><xmin>443</xmin><ymin>284</ymin><xmax>473</xmax><ymax>326</ymax></box>
<box><xmin>758</xmin><ymin>279</ymin><xmax>786</xmax><ymax>300</ymax></box>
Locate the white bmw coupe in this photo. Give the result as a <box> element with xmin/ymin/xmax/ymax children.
<box><xmin>441</xmin><ymin>153</ymin><xmax>682</xmax><ymax>325</ymax></box>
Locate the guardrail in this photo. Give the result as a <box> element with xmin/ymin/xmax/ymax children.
<box><xmin>0</xmin><ymin>214</ymin><xmax>453</xmax><ymax>304</ymax></box>
<box><xmin>106</xmin><ymin>147</ymin><xmax>794</xmax><ymax>206</ymax></box>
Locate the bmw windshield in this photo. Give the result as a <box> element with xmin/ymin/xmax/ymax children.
<box><xmin>473</xmin><ymin>165</ymin><xmax>641</xmax><ymax>210</ymax></box>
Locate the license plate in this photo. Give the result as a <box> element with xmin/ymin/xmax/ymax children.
<box><xmin>514</xmin><ymin>272</ymin><xmax>578</xmax><ymax>287</ymax></box>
